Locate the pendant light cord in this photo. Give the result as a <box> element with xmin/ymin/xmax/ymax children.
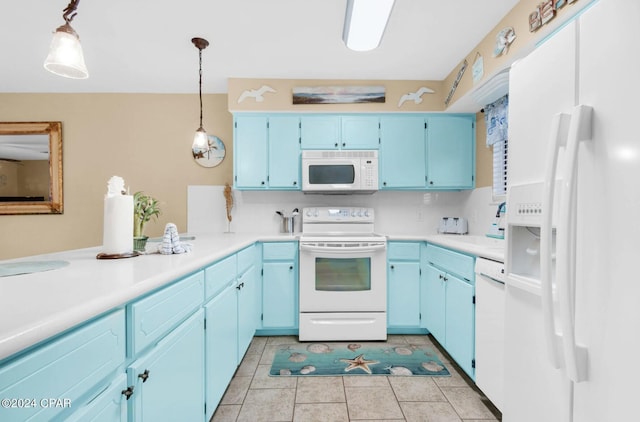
<box><xmin>198</xmin><ymin>47</ymin><xmax>203</xmax><ymax>128</ymax></box>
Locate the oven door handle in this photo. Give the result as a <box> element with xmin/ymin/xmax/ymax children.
<box><xmin>300</xmin><ymin>243</ymin><xmax>386</xmax><ymax>254</ymax></box>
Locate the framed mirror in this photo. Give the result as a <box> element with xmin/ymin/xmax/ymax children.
<box><xmin>0</xmin><ymin>122</ymin><xmax>63</xmax><ymax>215</ymax></box>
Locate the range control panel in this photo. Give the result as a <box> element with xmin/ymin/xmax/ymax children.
<box><xmin>303</xmin><ymin>207</ymin><xmax>374</xmax><ymax>223</ymax></box>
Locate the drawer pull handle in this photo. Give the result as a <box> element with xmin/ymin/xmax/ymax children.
<box><xmin>121</xmin><ymin>386</ymin><xmax>135</xmax><ymax>400</ymax></box>
<box><xmin>289</xmin><ymin>265</ymin><xmax>293</xmax><ymax>270</ymax></box>
<box><xmin>390</xmin><ymin>265</ymin><xmax>395</xmax><ymax>270</ymax></box>
<box><xmin>138</xmin><ymin>369</ymin><xmax>150</xmax><ymax>383</ymax></box>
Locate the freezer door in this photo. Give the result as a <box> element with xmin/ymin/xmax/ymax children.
<box><xmin>503</xmin><ymin>17</ymin><xmax>578</xmax><ymax>422</ymax></box>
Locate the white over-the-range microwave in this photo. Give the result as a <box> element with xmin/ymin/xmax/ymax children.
<box><xmin>301</xmin><ymin>150</ymin><xmax>379</xmax><ymax>194</ymax></box>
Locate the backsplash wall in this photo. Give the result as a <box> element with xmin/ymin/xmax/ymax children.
<box><xmin>188</xmin><ymin>186</ymin><xmax>497</xmax><ymax>236</ymax></box>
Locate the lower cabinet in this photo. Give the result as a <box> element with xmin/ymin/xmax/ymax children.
<box><xmin>204</xmin><ymin>282</ymin><xmax>238</xmax><ymax>418</ymax></box>
<box><xmin>387</xmin><ymin>241</ymin><xmax>422</xmax><ymax>330</ymax></box>
<box><xmin>421</xmin><ymin>243</ymin><xmax>476</xmax><ymax>379</ymax></box>
<box><xmin>127</xmin><ymin>309</ymin><xmax>205</xmax><ymax>422</ymax></box>
<box><xmin>0</xmin><ymin>309</ymin><xmax>126</xmax><ymax>422</ymax></box>
<box><xmin>66</xmin><ymin>374</ymin><xmax>128</xmax><ymax>422</ymax></box>
<box><xmin>261</xmin><ymin>242</ymin><xmax>298</xmax><ymax>330</ymax></box>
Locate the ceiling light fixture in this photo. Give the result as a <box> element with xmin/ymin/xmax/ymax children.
<box><xmin>191</xmin><ymin>37</ymin><xmax>210</xmax><ymax>151</ymax></box>
<box><xmin>44</xmin><ymin>0</ymin><xmax>88</xmax><ymax>79</ymax></box>
<box><xmin>343</xmin><ymin>0</ymin><xmax>395</xmax><ymax>52</ymax></box>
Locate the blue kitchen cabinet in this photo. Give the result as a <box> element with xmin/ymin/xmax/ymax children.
<box><xmin>66</xmin><ymin>374</ymin><xmax>128</xmax><ymax>422</ymax></box>
<box><xmin>379</xmin><ymin>116</ymin><xmax>427</xmax><ymax>188</ymax></box>
<box><xmin>127</xmin><ymin>309</ymin><xmax>205</xmax><ymax>422</ymax></box>
<box><xmin>204</xmin><ymin>281</ymin><xmax>238</xmax><ymax>418</ymax></box>
<box><xmin>234</xmin><ymin>114</ymin><xmax>301</xmax><ymax>190</ymax></box>
<box><xmin>0</xmin><ymin>309</ymin><xmax>126</xmax><ymax>422</ymax></box>
<box><xmin>234</xmin><ymin>115</ymin><xmax>268</xmax><ymax>188</ymax></box>
<box><xmin>422</xmin><ymin>243</ymin><xmax>476</xmax><ymax>379</ymax></box>
<box><xmin>237</xmin><ymin>245</ymin><xmax>260</xmax><ymax>360</ymax></box>
<box><xmin>300</xmin><ymin>115</ymin><xmax>379</xmax><ymax>149</ymax></box>
<box><xmin>268</xmin><ymin>115</ymin><xmax>301</xmax><ymax>188</ymax></box>
<box><xmin>340</xmin><ymin>115</ymin><xmax>380</xmax><ymax>149</ymax></box>
<box><xmin>387</xmin><ymin>241</ymin><xmax>422</xmax><ymax>330</ymax></box>
<box><xmin>426</xmin><ymin>115</ymin><xmax>475</xmax><ymax>189</ymax></box>
<box><xmin>261</xmin><ymin>242</ymin><xmax>298</xmax><ymax>331</ymax></box>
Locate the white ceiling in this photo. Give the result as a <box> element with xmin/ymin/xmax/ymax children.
<box><xmin>0</xmin><ymin>0</ymin><xmax>519</xmax><ymax>94</ymax></box>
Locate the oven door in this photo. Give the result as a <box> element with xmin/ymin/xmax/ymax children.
<box><xmin>299</xmin><ymin>240</ymin><xmax>386</xmax><ymax>312</ymax></box>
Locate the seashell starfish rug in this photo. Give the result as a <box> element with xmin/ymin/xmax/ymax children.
<box><xmin>269</xmin><ymin>343</ymin><xmax>450</xmax><ymax>377</ymax></box>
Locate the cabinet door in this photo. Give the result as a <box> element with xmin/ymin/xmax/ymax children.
<box><xmin>262</xmin><ymin>261</ymin><xmax>297</xmax><ymax>328</ymax></box>
<box><xmin>66</xmin><ymin>374</ymin><xmax>128</xmax><ymax>422</ymax></box>
<box><xmin>235</xmin><ymin>115</ymin><xmax>268</xmax><ymax>188</ymax></box>
<box><xmin>379</xmin><ymin>116</ymin><xmax>426</xmax><ymax>188</ymax></box>
<box><xmin>268</xmin><ymin>116</ymin><xmax>301</xmax><ymax>188</ymax></box>
<box><xmin>387</xmin><ymin>261</ymin><xmax>421</xmax><ymax>327</ymax></box>
<box><xmin>341</xmin><ymin>115</ymin><xmax>379</xmax><ymax>149</ymax></box>
<box><xmin>237</xmin><ymin>263</ymin><xmax>259</xmax><ymax>360</ymax></box>
<box><xmin>445</xmin><ymin>274</ymin><xmax>475</xmax><ymax>378</ymax></box>
<box><xmin>128</xmin><ymin>310</ymin><xmax>205</xmax><ymax>422</ymax></box>
<box><xmin>300</xmin><ymin>115</ymin><xmax>340</xmax><ymax>149</ymax></box>
<box><xmin>204</xmin><ymin>283</ymin><xmax>238</xmax><ymax>418</ymax></box>
<box><xmin>426</xmin><ymin>116</ymin><xmax>475</xmax><ymax>189</ymax></box>
<box><xmin>422</xmin><ymin>263</ymin><xmax>446</xmax><ymax>344</ymax></box>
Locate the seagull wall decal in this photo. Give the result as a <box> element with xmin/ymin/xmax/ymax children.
<box><xmin>237</xmin><ymin>85</ymin><xmax>277</xmax><ymax>103</ymax></box>
<box><xmin>397</xmin><ymin>86</ymin><xmax>435</xmax><ymax>107</ymax></box>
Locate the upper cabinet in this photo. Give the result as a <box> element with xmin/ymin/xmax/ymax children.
<box><xmin>426</xmin><ymin>116</ymin><xmax>475</xmax><ymax>189</ymax></box>
<box><xmin>234</xmin><ymin>113</ymin><xmax>475</xmax><ymax>191</ymax></box>
<box><xmin>300</xmin><ymin>115</ymin><xmax>379</xmax><ymax>150</ymax></box>
<box><xmin>379</xmin><ymin>116</ymin><xmax>427</xmax><ymax>189</ymax></box>
<box><xmin>234</xmin><ymin>115</ymin><xmax>301</xmax><ymax>190</ymax></box>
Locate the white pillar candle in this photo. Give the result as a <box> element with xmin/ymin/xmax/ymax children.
<box><xmin>102</xmin><ymin>193</ymin><xmax>133</xmax><ymax>254</ymax></box>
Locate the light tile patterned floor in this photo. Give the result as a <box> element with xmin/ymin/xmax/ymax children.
<box><xmin>211</xmin><ymin>335</ymin><xmax>501</xmax><ymax>422</ymax></box>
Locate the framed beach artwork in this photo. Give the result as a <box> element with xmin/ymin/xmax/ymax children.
<box><xmin>292</xmin><ymin>85</ymin><xmax>385</xmax><ymax>105</ymax></box>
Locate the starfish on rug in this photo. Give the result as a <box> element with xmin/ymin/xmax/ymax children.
<box><xmin>339</xmin><ymin>354</ymin><xmax>380</xmax><ymax>374</ymax></box>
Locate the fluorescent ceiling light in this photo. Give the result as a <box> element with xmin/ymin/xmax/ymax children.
<box><xmin>343</xmin><ymin>0</ymin><xmax>395</xmax><ymax>52</ymax></box>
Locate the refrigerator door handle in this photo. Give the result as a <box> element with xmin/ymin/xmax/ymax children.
<box><xmin>541</xmin><ymin>112</ymin><xmax>571</xmax><ymax>369</ymax></box>
<box><xmin>557</xmin><ymin>104</ymin><xmax>592</xmax><ymax>383</ymax></box>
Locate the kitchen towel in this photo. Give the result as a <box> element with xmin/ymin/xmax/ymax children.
<box><xmin>485</xmin><ymin>94</ymin><xmax>509</xmax><ymax>146</ymax></box>
<box><xmin>158</xmin><ymin>223</ymin><xmax>191</xmax><ymax>254</ymax></box>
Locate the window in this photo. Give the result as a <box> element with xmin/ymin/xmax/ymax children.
<box><xmin>492</xmin><ymin>139</ymin><xmax>508</xmax><ymax>198</ymax></box>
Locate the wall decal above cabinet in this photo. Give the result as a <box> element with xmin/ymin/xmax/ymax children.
<box><xmin>397</xmin><ymin>87</ymin><xmax>435</xmax><ymax>107</ymax></box>
<box><xmin>237</xmin><ymin>85</ymin><xmax>277</xmax><ymax>103</ymax></box>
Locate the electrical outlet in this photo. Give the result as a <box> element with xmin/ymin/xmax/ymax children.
<box><xmin>417</xmin><ymin>206</ymin><xmax>425</xmax><ymax>222</ymax></box>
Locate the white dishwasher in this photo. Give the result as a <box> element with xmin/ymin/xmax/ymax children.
<box><xmin>474</xmin><ymin>257</ymin><xmax>505</xmax><ymax>412</ymax></box>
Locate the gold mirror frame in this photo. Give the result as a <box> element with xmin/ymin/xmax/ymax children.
<box><xmin>0</xmin><ymin>122</ymin><xmax>63</xmax><ymax>215</ymax></box>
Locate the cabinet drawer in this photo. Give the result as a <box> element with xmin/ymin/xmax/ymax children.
<box><xmin>0</xmin><ymin>309</ymin><xmax>125</xmax><ymax>422</ymax></box>
<box><xmin>262</xmin><ymin>241</ymin><xmax>297</xmax><ymax>260</ymax></box>
<box><xmin>128</xmin><ymin>271</ymin><xmax>204</xmax><ymax>355</ymax></box>
<box><xmin>387</xmin><ymin>241</ymin><xmax>421</xmax><ymax>260</ymax></box>
<box><xmin>237</xmin><ymin>244</ymin><xmax>257</xmax><ymax>274</ymax></box>
<box><xmin>205</xmin><ymin>254</ymin><xmax>237</xmax><ymax>300</ymax></box>
<box><xmin>425</xmin><ymin>243</ymin><xmax>475</xmax><ymax>281</ymax></box>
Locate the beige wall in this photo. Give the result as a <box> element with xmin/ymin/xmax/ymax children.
<box><xmin>444</xmin><ymin>0</ymin><xmax>592</xmax><ymax>107</ymax></box>
<box><xmin>228</xmin><ymin>78</ymin><xmax>445</xmax><ymax>112</ymax></box>
<box><xmin>0</xmin><ymin>93</ymin><xmax>233</xmax><ymax>259</ymax></box>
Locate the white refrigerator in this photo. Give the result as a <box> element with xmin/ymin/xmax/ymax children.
<box><xmin>504</xmin><ymin>0</ymin><xmax>640</xmax><ymax>421</ymax></box>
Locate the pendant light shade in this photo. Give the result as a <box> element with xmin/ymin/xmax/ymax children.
<box><xmin>191</xmin><ymin>37</ymin><xmax>209</xmax><ymax>152</ymax></box>
<box><xmin>44</xmin><ymin>0</ymin><xmax>88</xmax><ymax>79</ymax></box>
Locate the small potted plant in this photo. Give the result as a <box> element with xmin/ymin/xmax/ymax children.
<box><xmin>133</xmin><ymin>191</ymin><xmax>161</xmax><ymax>251</ymax></box>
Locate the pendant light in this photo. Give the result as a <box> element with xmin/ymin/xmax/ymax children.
<box><xmin>192</xmin><ymin>37</ymin><xmax>209</xmax><ymax>151</ymax></box>
<box><xmin>44</xmin><ymin>0</ymin><xmax>88</xmax><ymax>79</ymax></box>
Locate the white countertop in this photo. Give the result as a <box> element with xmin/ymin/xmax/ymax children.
<box><xmin>0</xmin><ymin>232</ymin><xmax>503</xmax><ymax>362</ymax></box>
